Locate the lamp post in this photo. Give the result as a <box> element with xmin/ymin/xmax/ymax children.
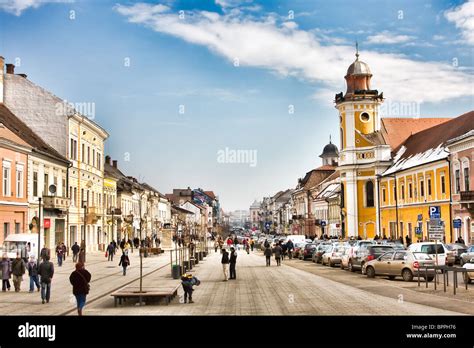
<box><xmin>37</xmin><ymin>198</ymin><xmax>42</xmax><ymax>267</ymax></box>
<box><xmin>82</xmin><ymin>200</ymin><xmax>87</xmax><ymax>262</ymax></box>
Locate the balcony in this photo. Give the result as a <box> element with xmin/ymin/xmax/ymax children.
<box><xmin>460</xmin><ymin>191</ymin><xmax>474</xmax><ymax>203</ymax></box>
<box><xmin>106</xmin><ymin>207</ymin><xmax>122</xmax><ymax>216</ymax></box>
<box><xmin>43</xmin><ymin>196</ymin><xmax>70</xmax><ymax>211</ymax></box>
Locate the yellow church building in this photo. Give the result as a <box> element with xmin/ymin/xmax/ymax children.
<box><xmin>335</xmin><ymin>48</ymin><xmax>473</xmax><ymax>243</ymax></box>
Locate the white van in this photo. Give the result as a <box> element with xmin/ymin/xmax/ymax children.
<box><xmin>2</xmin><ymin>233</ymin><xmax>43</xmax><ymax>260</ymax></box>
<box><xmin>284</xmin><ymin>235</ymin><xmax>307</xmax><ymax>244</ymax></box>
<box><xmin>408</xmin><ymin>242</ymin><xmax>448</xmax><ymax>266</ymax></box>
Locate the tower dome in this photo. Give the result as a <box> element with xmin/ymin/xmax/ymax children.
<box><xmin>344</xmin><ymin>43</ymin><xmax>373</xmax><ymax>96</ymax></box>
<box><xmin>319</xmin><ymin>136</ymin><xmax>339</xmax><ymax>166</ymax></box>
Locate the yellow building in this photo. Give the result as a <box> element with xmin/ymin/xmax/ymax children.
<box><xmin>336</xmin><ymin>48</ymin><xmax>472</xmax><ymax>242</ymax></box>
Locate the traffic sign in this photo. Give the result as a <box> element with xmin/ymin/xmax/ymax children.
<box><xmin>415</xmin><ymin>227</ymin><xmax>422</xmax><ymax>236</ymax></box>
<box><xmin>321</xmin><ymin>220</ymin><xmax>327</xmax><ymax>227</ymax></box>
<box><xmin>428</xmin><ymin>233</ymin><xmax>444</xmax><ymax>241</ymax></box>
<box><xmin>453</xmin><ymin>219</ymin><xmax>462</xmax><ymax>228</ymax></box>
<box><xmin>429</xmin><ymin>206</ymin><xmax>441</xmax><ymax>219</ymax></box>
<box><xmin>417</xmin><ymin>214</ymin><xmax>423</xmax><ymax>221</ymax></box>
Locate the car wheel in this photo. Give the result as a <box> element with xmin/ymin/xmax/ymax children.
<box><xmin>402</xmin><ymin>269</ymin><xmax>413</xmax><ymax>282</ymax></box>
<box><xmin>348</xmin><ymin>261</ymin><xmax>355</xmax><ymax>272</ymax></box>
<box><xmin>366</xmin><ymin>266</ymin><xmax>375</xmax><ymax>278</ymax></box>
<box><xmin>388</xmin><ymin>276</ymin><xmax>395</xmax><ymax>280</ymax></box>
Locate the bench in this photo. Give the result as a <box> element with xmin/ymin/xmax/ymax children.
<box><xmin>111</xmin><ymin>285</ymin><xmax>180</xmax><ymax>307</ymax></box>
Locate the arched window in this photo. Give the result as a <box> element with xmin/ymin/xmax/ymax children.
<box><xmin>366</xmin><ymin>181</ymin><xmax>374</xmax><ymax>207</ymax></box>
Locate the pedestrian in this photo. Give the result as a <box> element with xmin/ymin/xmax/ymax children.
<box><xmin>286</xmin><ymin>239</ymin><xmax>294</xmax><ymax>260</ymax></box>
<box><xmin>180</xmin><ymin>273</ymin><xmax>200</xmax><ymax>304</ymax></box>
<box><xmin>69</xmin><ymin>262</ymin><xmax>91</xmax><ymax>316</ymax></box>
<box><xmin>40</xmin><ymin>247</ymin><xmax>50</xmax><ymax>262</ymax></box>
<box><xmin>273</xmin><ymin>243</ymin><xmax>282</xmax><ymax>266</ymax></box>
<box><xmin>38</xmin><ymin>256</ymin><xmax>54</xmax><ymax>304</ymax></box>
<box><xmin>55</xmin><ymin>243</ymin><xmax>64</xmax><ymax>267</ymax></box>
<box><xmin>264</xmin><ymin>245</ymin><xmax>272</xmax><ymax>266</ymax></box>
<box><xmin>1</xmin><ymin>254</ymin><xmax>12</xmax><ymax>291</ymax></box>
<box><xmin>119</xmin><ymin>251</ymin><xmax>130</xmax><ymax>276</ymax></box>
<box><xmin>120</xmin><ymin>239</ymin><xmax>125</xmax><ymax>250</ymax></box>
<box><xmin>27</xmin><ymin>256</ymin><xmax>40</xmax><ymax>293</ymax></box>
<box><xmin>61</xmin><ymin>243</ymin><xmax>67</xmax><ymax>262</ymax></box>
<box><xmin>221</xmin><ymin>248</ymin><xmax>230</xmax><ymax>281</ymax></box>
<box><xmin>214</xmin><ymin>240</ymin><xmax>219</xmax><ymax>253</ymax></box>
<box><xmin>71</xmin><ymin>242</ymin><xmax>80</xmax><ymax>263</ymax></box>
<box><xmin>405</xmin><ymin>235</ymin><xmax>412</xmax><ymax>247</ymax></box>
<box><xmin>11</xmin><ymin>253</ymin><xmax>26</xmax><ymax>292</ymax></box>
<box><xmin>107</xmin><ymin>242</ymin><xmax>115</xmax><ymax>261</ymax></box>
<box><xmin>457</xmin><ymin>236</ymin><xmax>466</xmax><ymax>245</ymax></box>
<box><xmin>78</xmin><ymin>248</ymin><xmax>85</xmax><ymax>264</ymax></box>
<box><xmin>264</xmin><ymin>239</ymin><xmax>270</xmax><ymax>248</ymax></box>
<box><xmin>229</xmin><ymin>247</ymin><xmax>237</xmax><ymax>280</ymax></box>
<box><xmin>250</xmin><ymin>239</ymin><xmax>255</xmax><ymax>252</ymax></box>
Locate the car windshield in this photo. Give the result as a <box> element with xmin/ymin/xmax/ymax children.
<box><xmin>420</xmin><ymin>244</ymin><xmax>445</xmax><ymax>254</ymax></box>
<box><xmin>413</xmin><ymin>253</ymin><xmax>432</xmax><ymax>260</ymax></box>
<box><xmin>370</xmin><ymin>246</ymin><xmax>394</xmax><ymax>254</ymax></box>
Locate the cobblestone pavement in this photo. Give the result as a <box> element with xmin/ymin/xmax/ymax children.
<box><xmin>84</xmin><ymin>249</ymin><xmax>462</xmax><ymax>315</ymax></box>
<box><xmin>0</xmin><ymin>249</ymin><xmax>170</xmax><ymax>315</ymax></box>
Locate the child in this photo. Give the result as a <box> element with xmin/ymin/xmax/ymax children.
<box><xmin>180</xmin><ymin>273</ymin><xmax>200</xmax><ymax>304</ymax></box>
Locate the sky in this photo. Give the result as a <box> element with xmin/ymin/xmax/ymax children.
<box><xmin>0</xmin><ymin>0</ymin><xmax>472</xmax><ymax>211</ymax></box>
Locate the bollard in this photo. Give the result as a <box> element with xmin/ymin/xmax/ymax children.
<box><xmin>425</xmin><ymin>267</ymin><xmax>428</xmax><ymax>288</ymax></box>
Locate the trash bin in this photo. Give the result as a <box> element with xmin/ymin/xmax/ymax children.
<box><xmin>194</xmin><ymin>255</ymin><xmax>199</xmax><ymax>265</ymax></box>
<box><xmin>183</xmin><ymin>260</ymin><xmax>191</xmax><ymax>271</ymax></box>
<box><xmin>172</xmin><ymin>265</ymin><xmax>180</xmax><ymax>279</ymax></box>
<box><xmin>198</xmin><ymin>252</ymin><xmax>203</xmax><ymax>260</ymax></box>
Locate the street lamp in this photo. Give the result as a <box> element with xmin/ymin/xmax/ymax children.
<box><xmin>82</xmin><ymin>200</ymin><xmax>87</xmax><ymax>262</ymax></box>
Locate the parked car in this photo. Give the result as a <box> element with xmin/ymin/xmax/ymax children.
<box><xmin>460</xmin><ymin>246</ymin><xmax>474</xmax><ymax>266</ymax></box>
<box><xmin>363</xmin><ymin>251</ymin><xmax>436</xmax><ymax>282</ymax></box>
<box><xmin>445</xmin><ymin>243</ymin><xmax>468</xmax><ymax>264</ymax></box>
<box><xmin>292</xmin><ymin>242</ymin><xmax>306</xmax><ymax>258</ymax></box>
<box><xmin>312</xmin><ymin>243</ymin><xmax>332</xmax><ymax>263</ymax></box>
<box><xmin>408</xmin><ymin>242</ymin><xmax>450</xmax><ymax>266</ymax></box>
<box><xmin>348</xmin><ymin>245</ymin><xmax>395</xmax><ymax>272</ymax></box>
<box><xmin>301</xmin><ymin>243</ymin><xmax>318</xmax><ymax>260</ymax></box>
<box><xmin>321</xmin><ymin>243</ymin><xmax>345</xmax><ymax>267</ymax></box>
<box><xmin>462</xmin><ymin>257</ymin><xmax>474</xmax><ymax>284</ymax></box>
<box><xmin>340</xmin><ymin>246</ymin><xmax>353</xmax><ymax>270</ymax></box>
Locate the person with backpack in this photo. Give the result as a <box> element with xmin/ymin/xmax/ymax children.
<box><xmin>69</xmin><ymin>262</ymin><xmax>91</xmax><ymax>316</ymax></box>
<box><xmin>180</xmin><ymin>273</ymin><xmax>200</xmax><ymax>304</ymax></box>
<box><xmin>119</xmin><ymin>251</ymin><xmax>130</xmax><ymax>276</ymax></box>
<box><xmin>221</xmin><ymin>249</ymin><xmax>229</xmax><ymax>281</ymax></box>
<box><xmin>264</xmin><ymin>245</ymin><xmax>272</xmax><ymax>266</ymax></box>
<box><xmin>38</xmin><ymin>256</ymin><xmax>54</xmax><ymax>304</ymax></box>
<box><xmin>229</xmin><ymin>247</ymin><xmax>237</xmax><ymax>280</ymax></box>
<box><xmin>27</xmin><ymin>256</ymin><xmax>40</xmax><ymax>292</ymax></box>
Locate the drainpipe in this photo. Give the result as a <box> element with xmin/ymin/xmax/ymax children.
<box><xmin>447</xmin><ymin>157</ymin><xmax>454</xmax><ymax>243</ymax></box>
<box><xmin>66</xmin><ymin>161</ymin><xmax>73</xmax><ymax>252</ymax></box>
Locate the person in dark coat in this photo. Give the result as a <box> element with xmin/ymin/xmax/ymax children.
<box><xmin>11</xmin><ymin>254</ymin><xmax>26</xmax><ymax>292</ymax></box>
<box><xmin>106</xmin><ymin>242</ymin><xmax>115</xmax><ymax>261</ymax></box>
<box><xmin>405</xmin><ymin>235</ymin><xmax>412</xmax><ymax>247</ymax></box>
<box><xmin>1</xmin><ymin>254</ymin><xmax>12</xmax><ymax>291</ymax></box>
<box><xmin>71</xmin><ymin>242</ymin><xmax>80</xmax><ymax>263</ymax></box>
<box><xmin>119</xmin><ymin>252</ymin><xmax>130</xmax><ymax>276</ymax></box>
<box><xmin>40</xmin><ymin>247</ymin><xmax>50</xmax><ymax>262</ymax></box>
<box><xmin>69</xmin><ymin>262</ymin><xmax>91</xmax><ymax>316</ymax></box>
<box><xmin>264</xmin><ymin>246</ymin><xmax>272</xmax><ymax>266</ymax></box>
<box><xmin>221</xmin><ymin>249</ymin><xmax>229</xmax><ymax>281</ymax></box>
<box><xmin>180</xmin><ymin>273</ymin><xmax>200</xmax><ymax>304</ymax></box>
<box><xmin>27</xmin><ymin>256</ymin><xmax>40</xmax><ymax>292</ymax></box>
<box><xmin>273</xmin><ymin>244</ymin><xmax>282</xmax><ymax>266</ymax></box>
<box><xmin>38</xmin><ymin>256</ymin><xmax>54</xmax><ymax>304</ymax></box>
<box><xmin>229</xmin><ymin>247</ymin><xmax>237</xmax><ymax>280</ymax></box>
<box><xmin>55</xmin><ymin>244</ymin><xmax>64</xmax><ymax>267</ymax></box>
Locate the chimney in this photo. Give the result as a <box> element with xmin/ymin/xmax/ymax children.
<box><xmin>105</xmin><ymin>155</ymin><xmax>111</xmax><ymax>165</ymax></box>
<box><xmin>0</xmin><ymin>56</ymin><xmax>4</xmax><ymax>103</ymax></box>
<box><xmin>6</xmin><ymin>64</ymin><xmax>14</xmax><ymax>74</ymax></box>
<box><xmin>112</xmin><ymin>160</ymin><xmax>117</xmax><ymax>168</ymax></box>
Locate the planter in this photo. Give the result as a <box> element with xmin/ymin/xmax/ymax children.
<box><xmin>171</xmin><ymin>265</ymin><xmax>180</xmax><ymax>279</ymax></box>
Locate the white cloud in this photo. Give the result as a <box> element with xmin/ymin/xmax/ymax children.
<box><xmin>0</xmin><ymin>0</ymin><xmax>72</xmax><ymax>16</ymax></box>
<box><xmin>366</xmin><ymin>31</ymin><xmax>415</xmax><ymax>44</ymax></box>
<box><xmin>115</xmin><ymin>3</ymin><xmax>473</xmax><ymax>104</ymax></box>
<box><xmin>215</xmin><ymin>0</ymin><xmax>252</xmax><ymax>9</ymax></box>
<box><xmin>445</xmin><ymin>0</ymin><xmax>474</xmax><ymax>45</ymax></box>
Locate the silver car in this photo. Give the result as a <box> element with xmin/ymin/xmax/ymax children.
<box><xmin>321</xmin><ymin>243</ymin><xmax>346</xmax><ymax>267</ymax></box>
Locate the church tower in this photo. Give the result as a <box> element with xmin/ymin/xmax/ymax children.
<box><xmin>335</xmin><ymin>45</ymin><xmax>390</xmax><ymax>238</ymax></box>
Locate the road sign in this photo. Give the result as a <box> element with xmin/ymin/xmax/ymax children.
<box><xmin>429</xmin><ymin>206</ymin><xmax>441</xmax><ymax>219</ymax></box>
<box><xmin>428</xmin><ymin>218</ymin><xmax>445</xmax><ymax>241</ymax></box>
<box><xmin>415</xmin><ymin>227</ymin><xmax>422</xmax><ymax>236</ymax></box>
<box><xmin>428</xmin><ymin>233</ymin><xmax>444</xmax><ymax>241</ymax></box>
<box><xmin>265</xmin><ymin>222</ymin><xmax>270</xmax><ymax>229</ymax></box>
<box><xmin>453</xmin><ymin>219</ymin><xmax>462</xmax><ymax>228</ymax></box>
<box><xmin>321</xmin><ymin>220</ymin><xmax>327</xmax><ymax>227</ymax></box>
<box><xmin>417</xmin><ymin>214</ymin><xmax>423</xmax><ymax>221</ymax></box>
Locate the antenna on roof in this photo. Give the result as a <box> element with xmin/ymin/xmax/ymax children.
<box><xmin>355</xmin><ymin>41</ymin><xmax>359</xmax><ymax>60</ymax></box>
<box><xmin>329</xmin><ymin>134</ymin><xmax>332</xmax><ymax>144</ymax></box>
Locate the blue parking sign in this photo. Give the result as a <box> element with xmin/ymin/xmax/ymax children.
<box><xmin>429</xmin><ymin>206</ymin><xmax>441</xmax><ymax>219</ymax></box>
<box><xmin>453</xmin><ymin>219</ymin><xmax>462</xmax><ymax>228</ymax></box>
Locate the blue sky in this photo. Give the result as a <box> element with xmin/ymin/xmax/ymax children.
<box><xmin>0</xmin><ymin>0</ymin><xmax>472</xmax><ymax>211</ymax></box>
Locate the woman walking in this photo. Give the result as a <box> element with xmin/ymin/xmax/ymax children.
<box><xmin>69</xmin><ymin>263</ymin><xmax>91</xmax><ymax>316</ymax></box>
<box><xmin>119</xmin><ymin>252</ymin><xmax>130</xmax><ymax>276</ymax></box>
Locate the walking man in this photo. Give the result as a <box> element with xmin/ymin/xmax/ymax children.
<box><xmin>273</xmin><ymin>243</ymin><xmax>282</xmax><ymax>266</ymax></box>
<box><xmin>1</xmin><ymin>254</ymin><xmax>11</xmax><ymax>291</ymax></box>
<box><xmin>38</xmin><ymin>256</ymin><xmax>54</xmax><ymax>304</ymax></box>
<box><xmin>27</xmin><ymin>256</ymin><xmax>40</xmax><ymax>292</ymax></box>
<box><xmin>221</xmin><ymin>248</ymin><xmax>229</xmax><ymax>281</ymax></box>
<box><xmin>107</xmin><ymin>242</ymin><xmax>115</xmax><ymax>261</ymax></box>
<box><xmin>264</xmin><ymin>245</ymin><xmax>272</xmax><ymax>266</ymax></box>
<box><xmin>69</xmin><ymin>262</ymin><xmax>91</xmax><ymax>316</ymax></box>
<box><xmin>71</xmin><ymin>242</ymin><xmax>80</xmax><ymax>263</ymax></box>
<box><xmin>229</xmin><ymin>247</ymin><xmax>237</xmax><ymax>280</ymax></box>
<box><xmin>56</xmin><ymin>243</ymin><xmax>64</xmax><ymax>267</ymax></box>
<box><xmin>12</xmin><ymin>253</ymin><xmax>26</xmax><ymax>292</ymax></box>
